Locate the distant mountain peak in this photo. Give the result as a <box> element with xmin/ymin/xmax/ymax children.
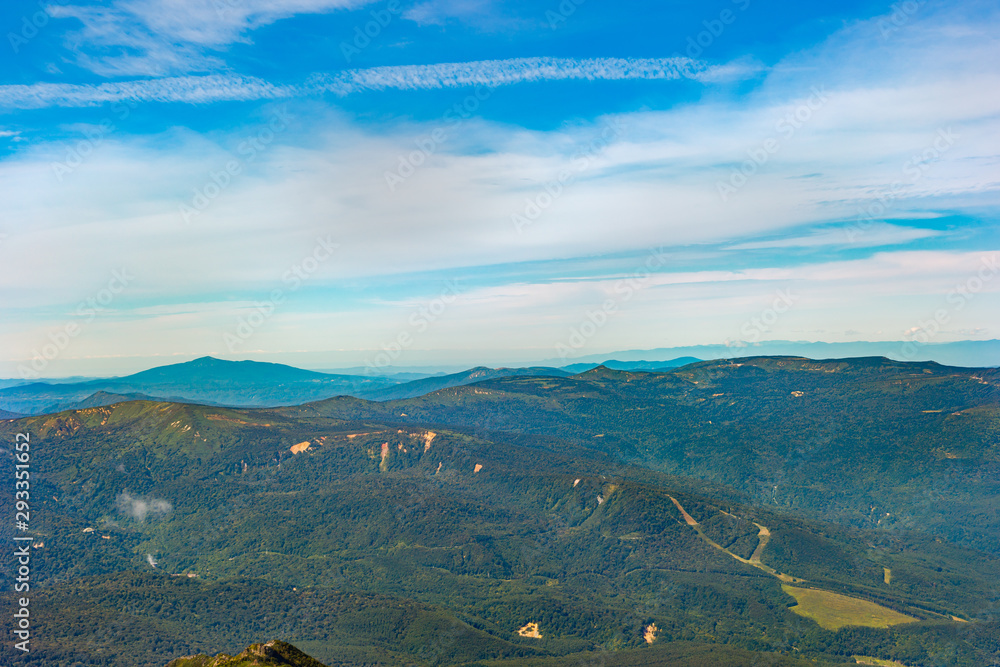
<box><xmin>122</xmin><ymin>357</ymin><xmax>330</xmax><ymax>384</ymax></box>
<box><xmin>578</xmin><ymin>364</ymin><xmax>625</xmax><ymax>377</ymax></box>
<box><xmin>189</xmin><ymin>356</ymin><xmax>226</xmax><ymax>364</ymax></box>
<box><xmin>185</xmin><ymin>356</ymin><xmax>280</xmax><ymax>368</ymax></box>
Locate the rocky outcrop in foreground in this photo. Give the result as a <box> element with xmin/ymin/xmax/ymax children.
<box><xmin>166</xmin><ymin>640</ymin><xmax>328</xmax><ymax>667</ymax></box>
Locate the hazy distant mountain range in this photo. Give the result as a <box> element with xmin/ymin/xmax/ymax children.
<box><xmin>4</xmin><ymin>340</ymin><xmax>999</xmax><ymax>416</ymax></box>
<box><xmin>0</xmin><ymin>356</ymin><xmax>699</xmax><ymax>416</ymax></box>
<box><xmin>542</xmin><ymin>339</ymin><xmax>1000</xmax><ymax>368</ymax></box>
<box><xmin>6</xmin><ymin>339</ymin><xmax>996</xmax><ymax>415</ymax></box>
<box><xmin>558</xmin><ymin>357</ymin><xmax>701</xmax><ymax>373</ymax></box>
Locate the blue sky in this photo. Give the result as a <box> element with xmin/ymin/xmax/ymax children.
<box><xmin>0</xmin><ymin>0</ymin><xmax>998</xmax><ymax>376</ymax></box>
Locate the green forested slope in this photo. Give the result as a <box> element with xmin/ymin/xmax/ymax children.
<box><xmin>289</xmin><ymin>357</ymin><xmax>1000</xmax><ymax>553</ymax></box>
<box><xmin>1</xmin><ymin>357</ymin><xmax>997</xmax><ymax>666</ymax></box>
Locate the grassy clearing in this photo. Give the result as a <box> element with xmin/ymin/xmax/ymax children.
<box><xmin>852</xmin><ymin>656</ymin><xmax>914</xmax><ymax>666</ymax></box>
<box><xmin>782</xmin><ymin>585</ymin><xmax>917</xmax><ymax>631</ymax></box>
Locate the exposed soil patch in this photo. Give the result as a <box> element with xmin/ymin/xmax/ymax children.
<box><xmin>518</xmin><ymin>622</ymin><xmax>542</xmax><ymax>638</ymax></box>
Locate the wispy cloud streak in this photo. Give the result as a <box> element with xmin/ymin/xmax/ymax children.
<box><xmin>0</xmin><ymin>57</ymin><xmax>754</xmax><ymax>109</ymax></box>
<box><xmin>0</xmin><ymin>75</ymin><xmax>294</xmax><ymax>109</ymax></box>
<box><xmin>310</xmin><ymin>57</ymin><xmax>754</xmax><ymax>94</ymax></box>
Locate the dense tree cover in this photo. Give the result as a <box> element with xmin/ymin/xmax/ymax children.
<box><xmin>1</xmin><ymin>357</ymin><xmax>998</xmax><ymax>666</ymax></box>
<box><xmin>290</xmin><ymin>357</ymin><xmax>1000</xmax><ymax>554</ymax></box>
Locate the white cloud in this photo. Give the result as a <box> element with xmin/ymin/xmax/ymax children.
<box><xmin>0</xmin><ymin>57</ymin><xmax>753</xmax><ymax>109</ymax></box>
<box><xmin>0</xmin><ymin>57</ymin><xmax>995</xmax><ymax>302</ymax></box>
<box><xmin>50</xmin><ymin>0</ymin><xmax>372</xmax><ymax>76</ymax></box>
<box><xmin>116</xmin><ymin>491</ymin><xmax>173</xmax><ymax>521</ymax></box>
<box><xmin>0</xmin><ymin>75</ymin><xmax>294</xmax><ymax>109</ymax></box>
<box><xmin>403</xmin><ymin>0</ymin><xmax>528</xmax><ymax>31</ymax></box>
<box><xmin>312</xmin><ymin>56</ymin><xmax>755</xmax><ymax>93</ymax></box>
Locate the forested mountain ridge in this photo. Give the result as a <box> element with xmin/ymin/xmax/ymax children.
<box><xmin>1</xmin><ymin>356</ymin><xmax>997</xmax><ymax>666</ymax></box>
<box><xmin>358</xmin><ymin>366</ymin><xmax>572</xmax><ymax>401</ymax></box>
<box><xmin>289</xmin><ymin>356</ymin><xmax>1000</xmax><ymax>554</ymax></box>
